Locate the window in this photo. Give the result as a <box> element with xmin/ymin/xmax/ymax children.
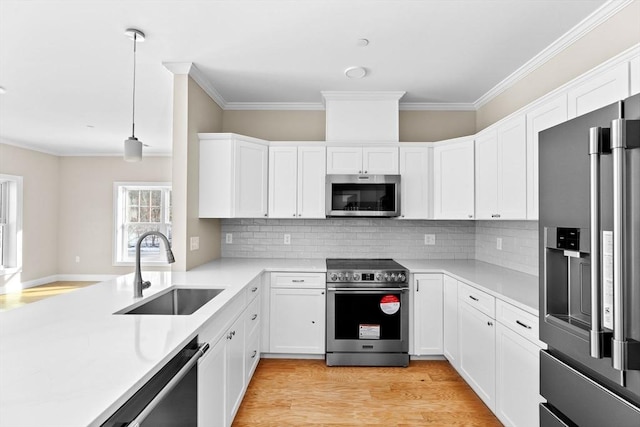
<box><xmin>0</xmin><ymin>175</ymin><xmax>23</xmax><ymax>273</ymax></box>
<box><xmin>114</xmin><ymin>183</ymin><xmax>172</xmax><ymax>265</ymax></box>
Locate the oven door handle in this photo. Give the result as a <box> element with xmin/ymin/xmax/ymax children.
<box><xmin>327</xmin><ymin>287</ymin><xmax>409</xmax><ymax>292</ymax></box>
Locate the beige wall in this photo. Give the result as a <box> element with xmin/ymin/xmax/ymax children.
<box><xmin>399</xmin><ymin>110</ymin><xmax>476</xmax><ymax>141</ymax></box>
<box><xmin>0</xmin><ymin>143</ymin><xmax>59</xmax><ymax>287</ymax></box>
<box><xmin>57</xmin><ymin>156</ymin><xmax>172</xmax><ymax>276</ymax></box>
<box><xmin>171</xmin><ymin>75</ymin><xmax>223</xmax><ymax>271</ymax></box>
<box><xmin>222</xmin><ymin>110</ymin><xmax>326</xmax><ymax>141</ymax></box>
<box><xmin>222</xmin><ymin>109</ymin><xmax>475</xmax><ymax>141</ymax></box>
<box><xmin>477</xmin><ymin>1</ymin><xmax>640</xmax><ymax>130</ymax></box>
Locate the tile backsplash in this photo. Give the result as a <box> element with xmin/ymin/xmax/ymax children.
<box><xmin>221</xmin><ymin>218</ymin><xmax>539</xmax><ymax>275</ymax></box>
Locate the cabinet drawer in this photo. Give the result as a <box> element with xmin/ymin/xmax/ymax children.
<box><xmin>245</xmin><ymin>327</ymin><xmax>261</xmax><ymax>382</ymax></box>
<box><xmin>271</xmin><ymin>272</ymin><xmax>325</xmax><ymax>288</ymax></box>
<box><xmin>496</xmin><ymin>299</ymin><xmax>540</xmax><ymax>345</ymax></box>
<box><xmin>246</xmin><ymin>276</ymin><xmax>261</xmax><ymax>301</ymax></box>
<box><xmin>198</xmin><ymin>293</ymin><xmax>245</xmax><ymax>345</ymax></box>
<box><xmin>458</xmin><ymin>281</ymin><xmax>495</xmax><ymax>319</ymax></box>
<box><xmin>246</xmin><ymin>296</ymin><xmax>260</xmax><ymax>338</ymax></box>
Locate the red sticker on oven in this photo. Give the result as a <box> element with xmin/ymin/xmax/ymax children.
<box><xmin>380</xmin><ymin>295</ymin><xmax>400</xmax><ymax>315</ymax></box>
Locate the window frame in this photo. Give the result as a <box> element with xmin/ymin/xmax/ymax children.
<box><xmin>0</xmin><ymin>174</ymin><xmax>23</xmax><ymax>275</ymax></box>
<box><xmin>113</xmin><ymin>182</ymin><xmax>172</xmax><ymax>266</ymax></box>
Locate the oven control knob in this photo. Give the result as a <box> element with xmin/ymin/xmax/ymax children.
<box><xmin>330</xmin><ymin>273</ymin><xmax>338</xmax><ymax>281</ymax></box>
<box><xmin>375</xmin><ymin>273</ymin><xmax>382</xmax><ymax>281</ymax></box>
<box><xmin>398</xmin><ymin>273</ymin><xmax>406</xmax><ymax>282</ymax></box>
<box><xmin>345</xmin><ymin>273</ymin><xmax>352</xmax><ymax>281</ymax></box>
<box><xmin>338</xmin><ymin>273</ymin><xmax>344</xmax><ymax>281</ymax></box>
<box><xmin>353</xmin><ymin>273</ymin><xmax>361</xmax><ymax>281</ymax></box>
<box><xmin>383</xmin><ymin>273</ymin><xmax>390</xmax><ymax>281</ymax></box>
<box><xmin>390</xmin><ymin>273</ymin><xmax>397</xmax><ymax>281</ymax></box>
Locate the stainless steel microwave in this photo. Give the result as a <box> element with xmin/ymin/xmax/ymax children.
<box><xmin>326</xmin><ymin>174</ymin><xmax>401</xmax><ymax>217</ymax></box>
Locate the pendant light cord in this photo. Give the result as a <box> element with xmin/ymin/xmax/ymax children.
<box><xmin>131</xmin><ymin>32</ymin><xmax>137</xmax><ymax>138</ymax></box>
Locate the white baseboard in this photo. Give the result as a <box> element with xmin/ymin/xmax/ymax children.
<box><xmin>0</xmin><ymin>274</ymin><xmax>119</xmax><ymax>295</ymax></box>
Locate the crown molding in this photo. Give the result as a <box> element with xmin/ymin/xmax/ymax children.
<box><xmin>400</xmin><ymin>102</ymin><xmax>476</xmax><ymax>111</ymax></box>
<box><xmin>473</xmin><ymin>0</ymin><xmax>634</xmax><ymax>109</ymax></box>
<box><xmin>163</xmin><ymin>62</ymin><xmax>228</xmax><ymax>109</ymax></box>
<box><xmin>321</xmin><ymin>91</ymin><xmax>406</xmax><ymax>103</ymax></box>
<box><xmin>224</xmin><ymin>102</ymin><xmax>325</xmax><ymax>111</ymax></box>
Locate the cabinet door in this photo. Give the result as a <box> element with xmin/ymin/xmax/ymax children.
<box><xmin>525</xmin><ymin>95</ymin><xmax>568</xmax><ymax>220</ymax></box>
<box><xmin>458</xmin><ymin>301</ymin><xmax>496</xmax><ymax>411</ymax></box>
<box><xmin>198</xmin><ymin>337</ymin><xmax>226</xmax><ymax>427</ymax></box>
<box><xmin>235</xmin><ymin>141</ymin><xmax>268</xmax><ymax>217</ymax></box>
<box><xmin>443</xmin><ymin>275</ymin><xmax>459</xmax><ymax>369</ymax></box>
<box><xmin>268</xmin><ymin>146</ymin><xmax>298</xmax><ymax>218</ymax></box>
<box><xmin>297</xmin><ymin>146</ymin><xmax>326</xmax><ymax>218</ymax></box>
<box><xmin>363</xmin><ymin>146</ymin><xmax>399</xmax><ymax>174</ymax></box>
<box><xmin>326</xmin><ymin>146</ymin><xmax>363</xmax><ymax>174</ymax></box>
<box><xmin>399</xmin><ymin>146</ymin><xmax>432</xmax><ymax>219</ymax></box>
<box><xmin>497</xmin><ymin>115</ymin><xmax>527</xmax><ymax>219</ymax></box>
<box><xmin>474</xmin><ymin>130</ymin><xmax>498</xmax><ymax>219</ymax></box>
<box><xmin>433</xmin><ymin>138</ymin><xmax>475</xmax><ymax>219</ymax></box>
<box><xmin>225</xmin><ymin>315</ymin><xmax>246</xmax><ymax>423</ymax></box>
<box><xmin>567</xmin><ymin>62</ymin><xmax>629</xmax><ymax>119</ymax></box>
<box><xmin>269</xmin><ymin>287</ymin><xmax>326</xmax><ymax>354</ymax></box>
<box><xmin>496</xmin><ymin>323</ymin><xmax>542</xmax><ymax>427</ymax></box>
<box><xmin>413</xmin><ymin>274</ymin><xmax>444</xmax><ymax>355</ymax></box>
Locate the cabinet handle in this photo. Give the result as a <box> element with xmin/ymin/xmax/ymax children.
<box><xmin>321</xmin><ymin>291</ymin><xmax>325</xmax><ymax>295</ymax></box>
<box><xmin>364</xmin><ymin>170</ymin><xmax>368</xmax><ymax>174</ymax></box>
<box><xmin>491</xmin><ymin>213</ymin><xmax>501</xmax><ymax>218</ymax></box>
<box><xmin>292</xmin><ymin>279</ymin><xmax>305</xmax><ymax>283</ymax></box>
<box><xmin>468</xmin><ymin>214</ymin><xmax>473</xmax><ymax>218</ymax></box>
<box><xmin>516</xmin><ymin>320</ymin><xmax>532</xmax><ymax>330</ymax></box>
<box><xmin>416</xmin><ymin>282</ymin><xmax>420</xmax><ymax>292</ymax></box>
<box><xmin>293</xmin><ymin>213</ymin><xmax>296</xmax><ymax>217</ymax></box>
<box><xmin>487</xmin><ymin>321</ymin><xmax>493</xmax><ymax>326</ymax></box>
<box><xmin>251</xmin><ymin>314</ymin><xmax>258</xmax><ymax>321</ymax></box>
<box><xmin>359</xmin><ymin>170</ymin><xmax>362</xmax><ymax>174</ymax></box>
<box><xmin>264</xmin><ymin>213</ymin><xmax>267</xmax><ymax>217</ymax></box>
<box><xmin>251</xmin><ymin>350</ymin><xmax>257</xmax><ymax>359</ymax></box>
<box><xmin>251</xmin><ymin>287</ymin><xmax>258</xmax><ymax>292</ymax></box>
<box><xmin>311</xmin><ymin>320</ymin><xmax>315</xmax><ymax>324</ymax></box>
<box><xmin>469</xmin><ymin>295</ymin><xmax>479</xmax><ymax>302</ymax></box>
<box><xmin>227</xmin><ymin>332</ymin><xmax>233</xmax><ymax>340</ymax></box>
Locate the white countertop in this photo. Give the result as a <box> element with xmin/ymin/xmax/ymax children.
<box><xmin>0</xmin><ymin>257</ymin><xmax>535</xmax><ymax>427</ymax></box>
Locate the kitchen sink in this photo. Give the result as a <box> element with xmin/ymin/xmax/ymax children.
<box><xmin>116</xmin><ymin>287</ymin><xmax>225</xmax><ymax>315</ymax></box>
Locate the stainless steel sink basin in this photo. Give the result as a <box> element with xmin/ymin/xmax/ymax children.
<box><xmin>117</xmin><ymin>288</ymin><xmax>225</xmax><ymax>315</ymax></box>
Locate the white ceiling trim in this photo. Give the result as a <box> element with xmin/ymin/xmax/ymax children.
<box><xmin>224</xmin><ymin>102</ymin><xmax>325</xmax><ymax>111</ymax></box>
<box><xmin>473</xmin><ymin>0</ymin><xmax>632</xmax><ymax>109</ymax></box>
<box><xmin>399</xmin><ymin>103</ymin><xmax>476</xmax><ymax>111</ymax></box>
<box><xmin>163</xmin><ymin>62</ymin><xmax>229</xmax><ymax>109</ymax></box>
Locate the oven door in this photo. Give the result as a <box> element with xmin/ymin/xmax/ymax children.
<box><xmin>326</xmin><ymin>287</ymin><xmax>409</xmax><ymax>353</ymax></box>
<box><xmin>326</xmin><ymin>174</ymin><xmax>401</xmax><ymax>217</ymax></box>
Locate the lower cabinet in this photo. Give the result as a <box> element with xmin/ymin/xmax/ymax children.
<box><xmin>458</xmin><ymin>283</ymin><xmax>496</xmax><ymax>411</ymax></box>
<box><xmin>225</xmin><ymin>315</ymin><xmax>246</xmax><ymax>422</ymax></box>
<box><xmin>198</xmin><ymin>335</ymin><xmax>226</xmax><ymax>427</ymax></box>
<box><xmin>413</xmin><ymin>274</ymin><xmax>443</xmax><ymax>355</ymax></box>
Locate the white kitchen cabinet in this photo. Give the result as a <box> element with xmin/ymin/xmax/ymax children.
<box><xmin>399</xmin><ymin>144</ymin><xmax>433</xmax><ymax>219</ymax></box>
<box><xmin>495</xmin><ymin>299</ymin><xmax>545</xmax><ymax>427</ymax></box>
<box><xmin>413</xmin><ymin>274</ymin><xmax>443</xmax><ymax>355</ymax></box>
<box><xmin>268</xmin><ymin>145</ymin><xmax>326</xmax><ymax>218</ymax></box>
<box><xmin>525</xmin><ymin>94</ymin><xmax>568</xmax><ymax>220</ymax></box>
<box><xmin>433</xmin><ymin>137</ymin><xmax>475</xmax><ymax>219</ymax></box>
<box><xmin>567</xmin><ymin>61</ymin><xmax>629</xmax><ymax>119</ymax></box>
<box><xmin>326</xmin><ymin>145</ymin><xmax>399</xmax><ymax>174</ymax></box>
<box><xmin>443</xmin><ymin>275</ymin><xmax>459</xmax><ymax>369</ymax></box>
<box><xmin>199</xmin><ymin>133</ymin><xmax>269</xmax><ymax>218</ymax></box>
<box><xmin>475</xmin><ymin>115</ymin><xmax>527</xmax><ymax>220</ymax></box>
<box><xmin>458</xmin><ymin>283</ymin><xmax>496</xmax><ymax>411</ymax></box>
<box><xmin>225</xmin><ymin>314</ymin><xmax>246</xmax><ymax>423</ymax></box>
<box><xmin>631</xmin><ymin>55</ymin><xmax>640</xmax><ymax>96</ymax></box>
<box><xmin>269</xmin><ymin>273</ymin><xmax>326</xmax><ymax>354</ymax></box>
<box><xmin>198</xmin><ymin>335</ymin><xmax>226</xmax><ymax>427</ymax></box>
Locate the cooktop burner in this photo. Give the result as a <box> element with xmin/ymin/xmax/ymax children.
<box><xmin>325</xmin><ymin>258</ymin><xmax>408</xmax><ymax>286</ymax></box>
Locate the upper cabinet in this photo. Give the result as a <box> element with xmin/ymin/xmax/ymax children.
<box><xmin>433</xmin><ymin>137</ymin><xmax>475</xmax><ymax>220</ymax></box>
<box><xmin>326</xmin><ymin>145</ymin><xmax>399</xmax><ymax>175</ymax></box>
<box><xmin>475</xmin><ymin>115</ymin><xmax>527</xmax><ymax>220</ymax></box>
<box><xmin>269</xmin><ymin>145</ymin><xmax>326</xmax><ymax>219</ymax></box>
<box><xmin>567</xmin><ymin>61</ymin><xmax>629</xmax><ymax>119</ymax></box>
<box><xmin>199</xmin><ymin>133</ymin><xmax>269</xmax><ymax>218</ymax></box>
<box><xmin>399</xmin><ymin>145</ymin><xmax>433</xmax><ymax>219</ymax></box>
<box><xmin>525</xmin><ymin>94</ymin><xmax>568</xmax><ymax>220</ymax></box>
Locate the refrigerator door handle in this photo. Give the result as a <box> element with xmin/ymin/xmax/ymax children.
<box><xmin>588</xmin><ymin>126</ymin><xmax>607</xmax><ymax>359</ymax></box>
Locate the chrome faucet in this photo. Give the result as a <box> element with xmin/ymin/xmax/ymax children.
<box><xmin>133</xmin><ymin>231</ymin><xmax>175</xmax><ymax>298</ymax></box>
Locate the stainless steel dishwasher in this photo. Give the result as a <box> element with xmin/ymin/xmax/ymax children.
<box><xmin>101</xmin><ymin>337</ymin><xmax>208</xmax><ymax>427</ymax></box>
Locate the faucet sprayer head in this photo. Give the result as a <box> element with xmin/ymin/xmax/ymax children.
<box><xmin>166</xmin><ymin>248</ymin><xmax>175</xmax><ymax>264</ymax></box>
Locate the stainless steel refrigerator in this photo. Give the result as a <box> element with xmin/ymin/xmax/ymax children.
<box><xmin>539</xmin><ymin>93</ymin><xmax>640</xmax><ymax>426</ymax></box>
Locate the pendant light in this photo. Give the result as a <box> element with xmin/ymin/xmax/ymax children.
<box><xmin>124</xmin><ymin>28</ymin><xmax>145</xmax><ymax>162</ymax></box>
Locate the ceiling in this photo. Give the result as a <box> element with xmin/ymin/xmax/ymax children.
<box><xmin>0</xmin><ymin>0</ymin><xmax>612</xmax><ymax>156</ymax></box>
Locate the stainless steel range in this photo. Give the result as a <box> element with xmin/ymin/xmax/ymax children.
<box><xmin>325</xmin><ymin>258</ymin><xmax>409</xmax><ymax>367</ymax></box>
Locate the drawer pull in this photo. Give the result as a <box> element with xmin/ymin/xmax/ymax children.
<box><xmin>469</xmin><ymin>295</ymin><xmax>479</xmax><ymax>302</ymax></box>
<box><xmin>516</xmin><ymin>320</ymin><xmax>532</xmax><ymax>330</ymax></box>
<box><xmin>251</xmin><ymin>314</ymin><xmax>258</xmax><ymax>321</ymax></box>
<box><xmin>251</xmin><ymin>287</ymin><xmax>258</xmax><ymax>292</ymax></box>
<box><xmin>251</xmin><ymin>350</ymin><xmax>257</xmax><ymax>359</ymax></box>
<box><xmin>487</xmin><ymin>321</ymin><xmax>493</xmax><ymax>326</ymax></box>
<box><xmin>292</xmin><ymin>279</ymin><xmax>305</xmax><ymax>283</ymax></box>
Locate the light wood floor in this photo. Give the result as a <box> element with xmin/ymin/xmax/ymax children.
<box><xmin>0</xmin><ymin>281</ymin><xmax>96</xmax><ymax>311</ymax></box>
<box><xmin>233</xmin><ymin>359</ymin><xmax>502</xmax><ymax>427</ymax></box>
